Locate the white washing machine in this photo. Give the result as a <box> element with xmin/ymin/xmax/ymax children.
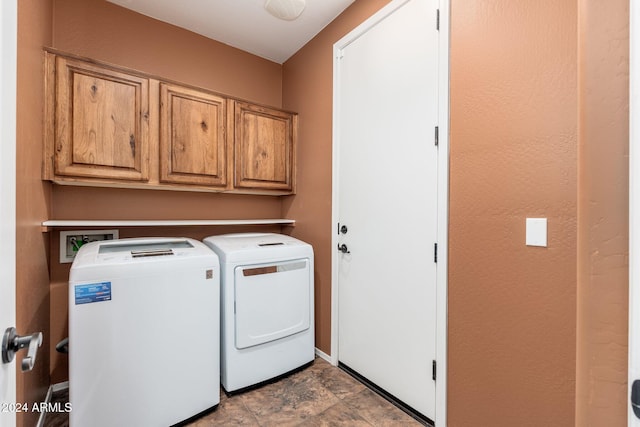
<box><xmin>68</xmin><ymin>238</ymin><xmax>220</xmax><ymax>427</ymax></box>
<box><xmin>203</xmin><ymin>233</ymin><xmax>314</xmax><ymax>392</ymax></box>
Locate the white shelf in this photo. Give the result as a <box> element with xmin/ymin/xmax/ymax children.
<box><xmin>42</xmin><ymin>219</ymin><xmax>295</xmax><ymax>228</ymax></box>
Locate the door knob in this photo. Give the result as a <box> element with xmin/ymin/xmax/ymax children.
<box><xmin>2</xmin><ymin>327</ymin><xmax>43</xmax><ymax>372</ymax></box>
<box><xmin>632</xmin><ymin>380</ymin><xmax>640</xmax><ymax>418</ymax></box>
<box><xmin>337</xmin><ymin>243</ymin><xmax>350</xmax><ymax>254</ymax></box>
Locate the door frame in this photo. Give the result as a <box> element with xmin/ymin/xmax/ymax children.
<box><xmin>0</xmin><ymin>0</ymin><xmax>18</xmax><ymax>425</ymax></box>
<box><xmin>330</xmin><ymin>0</ymin><xmax>449</xmax><ymax>425</ymax></box>
<box><xmin>629</xmin><ymin>0</ymin><xmax>639</xmax><ymax>424</ymax></box>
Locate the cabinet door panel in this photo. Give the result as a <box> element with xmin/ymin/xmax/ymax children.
<box><xmin>55</xmin><ymin>57</ymin><xmax>149</xmax><ymax>181</ymax></box>
<box><xmin>234</xmin><ymin>102</ymin><xmax>295</xmax><ymax>192</ymax></box>
<box><xmin>160</xmin><ymin>83</ymin><xmax>227</xmax><ymax>187</ymax></box>
<box><xmin>72</xmin><ymin>73</ymin><xmax>137</xmax><ymax>169</ymax></box>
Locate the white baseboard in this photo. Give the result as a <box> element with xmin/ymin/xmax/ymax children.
<box><xmin>315</xmin><ymin>347</ymin><xmax>334</xmax><ymax>365</ymax></box>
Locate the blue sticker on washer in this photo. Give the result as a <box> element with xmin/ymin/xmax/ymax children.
<box><xmin>75</xmin><ymin>282</ymin><xmax>112</xmax><ymax>305</ymax></box>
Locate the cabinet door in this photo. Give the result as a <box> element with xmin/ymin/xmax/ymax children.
<box><xmin>54</xmin><ymin>56</ymin><xmax>149</xmax><ymax>181</ymax></box>
<box><xmin>233</xmin><ymin>101</ymin><xmax>296</xmax><ymax>192</ymax></box>
<box><xmin>160</xmin><ymin>83</ymin><xmax>228</xmax><ymax>187</ymax></box>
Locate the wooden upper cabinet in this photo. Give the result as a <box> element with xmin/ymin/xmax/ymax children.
<box><xmin>232</xmin><ymin>101</ymin><xmax>296</xmax><ymax>193</ymax></box>
<box><xmin>44</xmin><ymin>51</ymin><xmax>297</xmax><ymax>195</ymax></box>
<box><xmin>160</xmin><ymin>83</ymin><xmax>228</xmax><ymax>187</ymax></box>
<box><xmin>47</xmin><ymin>54</ymin><xmax>150</xmax><ymax>182</ymax></box>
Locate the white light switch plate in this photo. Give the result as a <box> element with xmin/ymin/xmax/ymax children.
<box><xmin>526</xmin><ymin>218</ymin><xmax>547</xmax><ymax>247</ymax></box>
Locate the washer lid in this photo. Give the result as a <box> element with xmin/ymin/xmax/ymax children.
<box><xmin>73</xmin><ymin>237</ymin><xmax>215</xmax><ymax>266</ymax></box>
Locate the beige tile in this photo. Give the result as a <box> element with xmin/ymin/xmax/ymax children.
<box><xmin>188</xmin><ymin>395</ymin><xmax>259</xmax><ymax>427</ymax></box>
<box><xmin>304</xmin><ymin>402</ymin><xmax>373</xmax><ymax>427</ymax></box>
<box><xmin>239</xmin><ymin>372</ymin><xmax>340</xmax><ymax>426</ymax></box>
<box><xmin>341</xmin><ymin>388</ymin><xmax>423</xmax><ymax>427</ymax></box>
<box><xmin>46</xmin><ymin>360</ymin><xmax>428</xmax><ymax>427</ymax></box>
<box><xmin>302</xmin><ymin>357</ymin><xmax>333</xmax><ymax>374</ymax></box>
<box><xmin>312</xmin><ymin>363</ymin><xmax>366</xmax><ymax>400</ymax></box>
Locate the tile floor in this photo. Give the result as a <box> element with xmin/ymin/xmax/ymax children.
<box><xmin>43</xmin><ymin>357</ymin><xmax>425</xmax><ymax>426</ymax></box>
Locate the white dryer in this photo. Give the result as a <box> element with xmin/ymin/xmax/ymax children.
<box><xmin>203</xmin><ymin>233</ymin><xmax>314</xmax><ymax>392</ymax></box>
<box><xmin>68</xmin><ymin>238</ymin><xmax>220</xmax><ymax>427</ymax></box>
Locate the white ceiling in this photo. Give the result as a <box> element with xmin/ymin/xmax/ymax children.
<box><xmin>106</xmin><ymin>0</ymin><xmax>356</xmax><ymax>64</ymax></box>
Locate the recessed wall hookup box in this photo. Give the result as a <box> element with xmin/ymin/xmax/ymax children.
<box><xmin>59</xmin><ymin>229</ymin><xmax>119</xmax><ymax>263</ymax></box>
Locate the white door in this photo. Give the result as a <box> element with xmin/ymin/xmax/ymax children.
<box><xmin>0</xmin><ymin>0</ymin><xmax>18</xmax><ymax>426</ymax></box>
<box><xmin>630</xmin><ymin>0</ymin><xmax>640</xmax><ymax>425</ymax></box>
<box><xmin>334</xmin><ymin>0</ymin><xmax>439</xmax><ymax>420</ymax></box>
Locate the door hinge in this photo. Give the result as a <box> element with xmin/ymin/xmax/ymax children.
<box><xmin>434</xmin><ymin>243</ymin><xmax>438</xmax><ymax>263</ymax></box>
<box><xmin>436</xmin><ymin>9</ymin><xmax>440</xmax><ymax>31</ymax></box>
<box><xmin>435</xmin><ymin>126</ymin><xmax>439</xmax><ymax>146</ymax></box>
<box><xmin>432</xmin><ymin>360</ymin><xmax>437</xmax><ymax>381</ymax></box>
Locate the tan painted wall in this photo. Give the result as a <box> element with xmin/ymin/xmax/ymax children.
<box><xmin>47</xmin><ymin>0</ymin><xmax>288</xmax><ymax>381</ymax></box>
<box><xmin>448</xmin><ymin>1</ymin><xmax>578</xmax><ymax>425</ymax></box>
<box><xmin>286</xmin><ymin>1</ymin><xmax>580</xmax><ymax>425</ymax></box>
<box><xmin>15</xmin><ymin>0</ymin><xmax>631</xmax><ymax>423</ymax></box>
<box><xmin>16</xmin><ymin>1</ymin><xmax>53</xmax><ymax>426</ymax></box>
<box><xmin>285</xmin><ymin>0</ymin><xmax>631</xmax><ymax>423</ymax></box>
<box><xmin>52</xmin><ymin>0</ymin><xmax>282</xmax><ymax>107</ymax></box>
<box><xmin>576</xmin><ymin>0</ymin><xmax>629</xmax><ymax>425</ymax></box>
<box><xmin>286</xmin><ymin>0</ymin><xmax>582</xmax><ymax>424</ymax></box>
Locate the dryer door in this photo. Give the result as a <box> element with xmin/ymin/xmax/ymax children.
<box><xmin>234</xmin><ymin>259</ymin><xmax>311</xmax><ymax>349</ymax></box>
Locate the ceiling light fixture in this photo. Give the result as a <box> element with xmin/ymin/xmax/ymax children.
<box><xmin>264</xmin><ymin>0</ymin><xmax>306</xmax><ymax>21</ymax></box>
